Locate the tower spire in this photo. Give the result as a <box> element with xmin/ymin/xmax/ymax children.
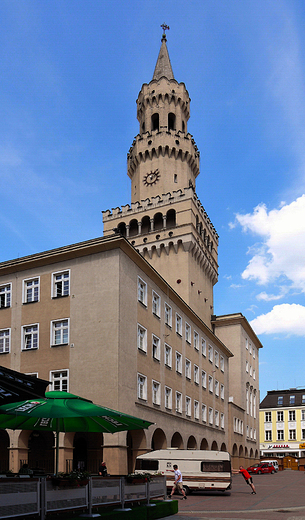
<box><xmin>153</xmin><ymin>24</ymin><xmax>174</xmax><ymax>81</ymax></box>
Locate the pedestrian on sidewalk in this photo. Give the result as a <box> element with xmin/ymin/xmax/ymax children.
<box><xmin>232</xmin><ymin>466</ymin><xmax>256</xmax><ymax>494</ymax></box>
<box><xmin>169</xmin><ymin>464</ymin><xmax>187</xmax><ymax>499</ymax></box>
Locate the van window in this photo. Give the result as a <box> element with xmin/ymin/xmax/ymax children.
<box><xmin>201</xmin><ymin>461</ymin><xmax>231</xmax><ymax>472</ymax></box>
<box><xmin>135</xmin><ymin>459</ymin><xmax>159</xmax><ymax>471</ymax></box>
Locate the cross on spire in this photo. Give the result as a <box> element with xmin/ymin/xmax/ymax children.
<box><xmin>161</xmin><ymin>23</ymin><xmax>170</xmax><ymax>36</ymax></box>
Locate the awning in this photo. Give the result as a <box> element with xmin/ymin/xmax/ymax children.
<box><xmin>0</xmin><ymin>366</ymin><xmax>49</xmax><ymax>404</ymax></box>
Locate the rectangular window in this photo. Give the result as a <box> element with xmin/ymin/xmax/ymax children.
<box><xmin>253</xmin><ymin>347</ymin><xmax>256</xmax><ymax>359</ymax></box>
<box><xmin>185</xmin><ymin>396</ymin><xmax>191</xmax><ymax>417</ymax></box>
<box><xmin>209</xmin><ymin>407</ymin><xmax>213</xmax><ymax>425</ymax></box>
<box><xmin>0</xmin><ymin>283</ymin><xmax>11</xmax><ymax>309</ymax></box>
<box><xmin>290</xmin><ymin>395</ymin><xmax>295</xmax><ymax>405</ymax></box>
<box><xmin>208</xmin><ymin>375</ymin><xmax>213</xmax><ymax>393</ymax></box>
<box><xmin>22</xmin><ymin>324</ymin><xmax>38</xmax><ymax>350</ymax></box>
<box><xmin>220</xmin><ymin>413</ymin><xmax>224</xmax><ymax>429</ymax></box>
<box><xmin>253</xmin><ymin>369</ymin><xmax>256</xmax><ymax>380</ymax></box>
<box><xmin>175</xmin><ymin>314</ymin><xmax>182</xmax><ymax>335</ymax></box>
<box><xmin>249</xmin><ymin>343</ymin><xmax>252</xmax><ymax>354</ymax></box>
<box><xmin>194</xmin><ymin>365</ymin><xmax>199</xmax><ymax>385</ymax></box>
<box><xmin>253</xmin><ymin>428</ymin><xmax>256</xmax><ymax>440</ymax></box>
<box><xmin>152</xmin><ymin>335</ymin><xmax>160</xmax><ymax>361</ymax></box>
<box><xmin>185</xmin><ymin>323</ymin><xmax>191</xmax><ymax>344</ymax></box>
<box><xmin>249</xmin><ymin>365</ymin><xmax>252</xmax><ymax>377</ymax></box>
<box><xmin>289</xmin><ymin>410</ymin><xmax>296</xmax><ymax>421</ymax></box>
<box><xmin>23</xmin><ymin>277</ymin><xmax>39</xmax><ymax>303</ymax></box>
<box><xmin>246</xmin><ymin>361</ymin><xmax>249</xmax><ymax>373</ymax></box>
<box><xmin>176</xmin><ymin>392</ymin><xmax>182</xmax><ymax>413</ymax></box>
<box><xmin>137</xmin><ymin>324</ymin><xmax>147</xmax><ymax>353</ymax></box>
<box><xmin>302</xmin><ymin>410</ymin><xmax>305</xmax><ymax>421</ymax></box>
<box><xmin>202</xmin><ymin>404</ymin><xmax>207</xmax><ymax>422</ymax></box>
<box><xmin>220</xmin><ymin>355</ymin><xmax>224</xmax><ymax>372</ymax></box>
<box><xmin>152</xmin><ymin>380</ymin><xmax>161</xmax><ymax>405</ymax></box>
<box><xmin>247</xmin><ymin>426</ymin><xmax>249</xmax><ymax>438</ymax></box>
<box><xmin>164</xmin><ymin>303</ymin><xmax>172</xmax><ymax>327</ymax></box>
<box><xmin>220</xmin><ymin>384</ymin><xmax>224</xmax><ymax>400</ymax></box>
<box><xmin>165</xmin><ymin>386</ymin><xmax>172</xmax><ymax>409</ymax></box>
<box><xmin>278</xmin><ymin>396</ymin><xmax>283</xmax><ymax>406</ymax></box>
<box><xmin>302</xmin><ymin>395</ymin><xmax>305</xmax><ymax>405</ymax></box>
<box><xmin>175</xmin><ymin>351</ymin><xmax>182</xmax><ymax>374</ymax></box>
<box><xmin>185</xmin><ymin>359</ymin><xmax>191</xmax><ymax>380</ymax></box>
<box><xmin>194</xmin><ymin>331</ymin><xmax>199</xmax><ymax>351</ymax></box>
<box><xmin>137</xmin><ymin>373</ymin><xmax>147</xmax><ymax>400</ymax></box>
<box><xmin>0</xmin><ymin>329</ymin><xmax>10</xmax><ymax>354</ymax></box>
<box><xmin>289</xmin><ymin>429</ymin><xmax>296</xmax><ymax>440</ymax></box>
<box><xmin>265</xmin><ymin>430</ymin><xmax>272</xmax><ymax>441</ymax></box>
<box><xmin>137</xmin><ymin>277</ymin><xmax>147</xmax><ymax>305</ymax></box>
<box><xmin>50</xmin><ymin>370</ymin><xmax>69</xmax><ymax>392</ymax></box>
<box><xmin>164</xmin><ymin>344</ymin><xmax>172</xmax><ymax>368</ymax></box>
<box><xmin>208</xmin><ymin>345</ymin><xmax>213</xmax><ymax>363</ymax></box>
<box><xmin>277</xmin><ymin>411</ymin><xmax>284</xmax><ymax>422</ymax></box>
<box><xmin>152</xmin><ymin>291</ymin><xmax>160</xmax><ymax>317</ymax></box>
<box><xmin>53</xmin><ymin>270</ymin><xmax>70</xmax><ymax>298</ymax></box>
<box><xmin>215</xmin><ymin>380</ymin><xmax>219</xmax><ymax>397</ymax></box>
<box><xmin>201</xmin><ymin>370</ymin><xmax>206</xmax><ymax>389</ymax></box>
<box><xmin>277</xmin><ymin>430</ymin><xmax>284</xmax><ymax>440</ymax></box>
<box><xmin>265</xmin><ymin>411</ymin><xmax>272</xmax><ymax>422</ymax></box>
<box><xmin>201</xmin><ymin>338</ymin><xmax>206</xmax><ymax>357</ymax></box>
<box><xmin>51</xmin><ymin>319</ymin><xmax>69</xmax><ymax>346</ymax></box>
<box><xmin>302</xmin><ymin>429</ymin><xmax>305</xmax><ymax>440</ymax></box>
<box><xmin>214</xmin><ymin>351</ymin><xmax>219</xmax><ymax>368</ymax></box>
<box><xmin>194</xmin><ymin>400</ymin><xmax>199</xmax><ymax>420</ymax></box>
<box><xmin>215</xmin><ymin>410</ymin><xmax>219</xmax><ymax>427</ymax></box>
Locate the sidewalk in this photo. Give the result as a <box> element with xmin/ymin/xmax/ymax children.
<box><xmin>164</xmin><ymin>470</ymin><xmax>305</xmax><ymax>520</ymax></box>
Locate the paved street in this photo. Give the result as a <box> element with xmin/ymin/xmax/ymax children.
<box><xmin>163</xmin><ymin>470</ymin><xmax>305</xmax><ymax>520</ymax></box>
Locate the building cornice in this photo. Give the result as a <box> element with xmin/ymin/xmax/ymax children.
<box><xmin>211</xmin><ymin>313</ymin><xmax>263</xmax><ymax>350</ymax></box>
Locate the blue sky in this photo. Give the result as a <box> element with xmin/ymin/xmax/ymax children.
<box><xmin>1</xmin><ymin>0</ymin><xmax>305</xmax><ymax>400</ymax></box>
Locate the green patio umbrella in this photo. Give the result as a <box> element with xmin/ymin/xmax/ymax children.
<box><xmin>0</xmin><ymin>391</ymin><xmax>153</xmax><ymax>475</ymax></box>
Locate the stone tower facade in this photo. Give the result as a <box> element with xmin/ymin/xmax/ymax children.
<box><xmin>103</xmin><ymin>33</ymin><xmax>218</xmax><ymax>325</ymax></box>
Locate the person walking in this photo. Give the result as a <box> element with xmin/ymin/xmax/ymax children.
<box><xmin>233</xmin><ymin>466</ymin><xmax>256</xmax><ymax>494</ymax></box>
<box><xmin>169</xmin><ymin>464</ymin><xmax>187</xmax><ymax>499</ymax></box>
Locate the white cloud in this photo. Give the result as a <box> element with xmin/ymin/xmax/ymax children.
<box><xmin>250</xmin><ymin>303</ymin><xmax>305</xmax><ymax>336</ymax></box>
<box><xmin>234</xmin><ymin>195</ymin><xmax>305</xmax><ymax>291</ymax></box>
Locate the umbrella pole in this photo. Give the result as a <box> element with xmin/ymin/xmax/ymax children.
<box><xmin>55</xmin><ymin>421</ymin><xmax>59</xmax><ymax>476</ymax></box>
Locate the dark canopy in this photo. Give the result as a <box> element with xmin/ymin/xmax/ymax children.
<box><xmin>0</xmin><ymin>366</ymin><xmax>49</xmax><ymax>404</ymax></box>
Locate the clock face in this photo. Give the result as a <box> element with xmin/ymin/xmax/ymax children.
<box><xmin>143</xmin><ymin>169</ymin><xmax>160</xmax><ymax>186</ymax></box>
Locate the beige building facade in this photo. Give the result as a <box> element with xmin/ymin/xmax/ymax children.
<box><xmin>0</xmin><ymin>31</ymin><xmax>262</xmax><ymax>474</ymax></box>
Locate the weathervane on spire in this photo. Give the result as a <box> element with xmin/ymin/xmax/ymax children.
<box><xmin>161</xmin><ymin>23</ymin><xmax>170</xmax><ymax>39</ymax></box>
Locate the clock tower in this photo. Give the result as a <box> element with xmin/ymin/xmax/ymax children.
<box><xmin>103</xmin><ymin>30</ymin><xmax>218</xmax><ymax>326</ymax></box>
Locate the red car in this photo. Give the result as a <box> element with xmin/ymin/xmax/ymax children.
<box><xmin>247</xmin><ymin>462</ymin><xmax>276</xmax><ymax>474</ymax></box>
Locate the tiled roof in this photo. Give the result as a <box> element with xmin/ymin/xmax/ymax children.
<box><xmin>260</xmin><ymin>388</ymin><xmax>305</xmax><ymax>409</ymax></box>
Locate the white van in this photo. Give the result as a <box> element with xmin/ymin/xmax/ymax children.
<box><xmin>135</xmin><ymin>449</ymin><xmax>232</xmax><ymax>494</ymax></box>
<box><xmin>260</xmin><ymin>459</ymin><xmax>279</xmax><ymax>472</ymax></box>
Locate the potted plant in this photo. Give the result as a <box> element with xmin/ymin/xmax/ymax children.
<box><xmin>126</xmin><ymin>472</ymin><xmax>151</xmax><ymax>484</ymax></box>
<box><xmin>51</xmin><ymin>470</ymin><xmax>90</xmax><ymax>487</ymax></box>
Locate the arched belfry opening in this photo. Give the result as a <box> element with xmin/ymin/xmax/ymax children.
<box><xmin>168</xmin><ymin>113</ymin><xmax>175</xmax><ymax>131</ymax></box>
<box><xmin>151</xmin><ymin>113</ymin><xmax>159</xmax><ymax>132</ymax></box>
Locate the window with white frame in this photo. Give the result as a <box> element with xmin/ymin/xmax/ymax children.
<box><xmin>208</xmin><ymin>375</ymin><xmax>213</xmax><ymax>393</ymax></box>
<box><xmin>250</xmin><ymin>427</ymin><xmax>253</xmax><ymax>439</ymax></box>
<box><xmin>185</xmin><ymin>396</ymin><xmax>191</xmax><ymax>417</ymax></box>
<box><xmin>249</xmin><ymin>343</ymin><xmax>252</xmax><ymax>355</ymax></box>
<box><xmin>253</xmin><ymin>428</ymin><xmax>256</xmax><ymax>440</ymax></box>
<box><xmin>175</xmin><ymin>351</ymin><xmax>182</xmax><ymax>374</ymax></box>
<box><xmin>215</xmin><ymin>410</ymin><xmax>219</xmax><ymax>427</ymax></box>
<box><xmin>289</xmin><ymin>410</ymin><xmax>296</xmax><ymax>421</ymax></box>
<box><xmin>185</xmin><ymin>323</ymin><xmax>191</xmax><ymax>344</ymax></box>
<box><xmin>220</xmin><ymin>384</ymin><xmax>224</xmax><ymax>400</ymax></box>
<box><xmin>250</xmin><ymin>390</ymin><xmax>253</xmax><ymax>417</ymax></box>
<box><xmin>214</xmin><ymin>350</ymin><xmax>219</xmax><ymax>368</ymax></box>
<box><xmin>289</xmin><ymin>429</ymin><xmax>296</xmax><ymax>440</ymax></box>
<box><xmin>247</xmin><ymin>425</ymin><xmax>249</xmax><ymax>438</ymax></box>
<box><xmin>0</xmin><ymin>283</ymin><xmax>11</xmax><ymax>309</ymax></box>
<box><xmin>220</xmin><ymin>355</ymin><xmax>224</xmax><ymax>372</ymax></box>
<box><xmin>23</xmin><ymin>278</ymin><xmax>39</xmax><ymax>303</ymax></box>
<box><xmin>137</xmin><ymin>373</ymin><xmax>147</xmax><ymax>400</ymax></box>
<box><xmin>253</xmin><ymin>346</ymin><xmax>256</xmax><ymax>359</ymax></box>
<box><xmin>164</xmin><ymin>344</ymin><xmax>172</xmax><ymax>368</ymax></box>
<box><xmin>290</xmin><ymin>395</ymin><xmax>295</xmax><ymax>405</ymax></box>
<box><xmin>253</xmin><ymin>369</ymin><xmax>256</xmax><ymax>380</ymax></box>
<box><xmin>265</xmin><ymin>430</ymin><xmax>272</xmax><ymax>441</ymax></box>
<box><xmin>164</xmin><ymin>303</ymin><xmax>172</xmax><ymax>327</ymax></box>
<box><xmin>245</xmin><ymin>338</ymin><xmax>248</xmax><ymax>350</ymax></box>
<box><xmin>194</xmin><ymin>400</ymin><xmax>199</xmax><ymax>420</ymax></box>
<box><xmin>176</xmin><ymin>313</ymin><xmax>182</xmax><ymax>335</ymax></box>
<box><xmin>194</xmin><ymin>331</ymin><xmax>199</xmax><ymax>350</ymax></box>
<box><xmin>209</xmin><ymin>407</ymin><xmax>213</xmax><ymax>425</ymax></box>
<box><xmin>194</xmin><ymin>364</ymin><xmax>199</xmax><ymax>385</ymax></box>
<box><xmin>152</xmin><ymin>380</ymin><xmax>161</xmax><ymax>405</ymax></box>
<box><xmin>176</xmin><ymin>392</ymin><xmax>182</xmax><ymax>413</ymax></box>
<box><xmin>302</xmin><ymin>429</ymin><xmax>305</xmax><ymax>440</ymax></box>
<box><xmin>201</xmin><ymin>338</ymin><xmax>206</xmax><ymax>357</ymax></box>
<box><xmin>201</xmin><ymin>370</ymin><xmax>206</xmax><ymax>389</ymax></box>
<box><xmin>208</xmin><ymin>344</ymin><xmax>213</xmax><ymax>363</ymax></box>
<box><xmin>152</xmin><ymin>291</ymin><xmax>160</xmax><ymax>317</ymax></box>
<box><xmin>137</xmin><ymin>277</ymin><xmax>147</xmax><ymax>305</ymax></box>
<box><xmin>52</xmin><ymin>271</ymin><xmax>70</xmax><ymax>298</ymax></box>
<box><xmin>215</xmin><ymin>379</ymin><xmax>219</xmax><ymax>397</ymax></box>
<box><xmin>302</xmin><ymin>410</ymin><xmax>305</xmax><ymax>421</ymax></box>
<box><xmin>22</xmin><ymin>324</ymin><xmax>38</xmax><ymax>350</ymax></box>
<box><xmin>253</xmin><ymin>393</ymin><xmax>256</xmax><ymax>418</ymax></box>
<box><xmin>152</xmin><ymin>335</ymin><xmax>160</xmax><ymax>361</ymax></box>
<box><xmin>249</xmin><ymin>365</ymin><xmax>252</xmax><ymax>377</ymax></box>
<box><xmin>277</xmin><ymin>430</ymin><xmax>284</xmax><ymax>440</ymax></box>
<box><xmin>0</xmin><ymin>329</ymin><xmax>10</xmax><ymax>354</ymax></box>
<box><xmin>185</xmin><ymin>359</ymin><xmax>191</xmax><ymax>380</ymax></box>
<box><xmin>278</xmin><ymin>396</ymin><xmax>283</xmax><ymax>405</ymax></box>
<box><xmin>246</xmin><ymin>361</ymin><xmax>249</xmax><ymax>373</ymax></box>
<box><xmin>246</xmin><ymin>388</ymin><xmax>249</xmax><ymax>414</ymax></box>
<box><xmin>137</xmin><ymin>324</ymin><xmax>147</xmax><ymax>353</ymax></box>
<box><xmin>51</xmin><ymin>319</ymin><xmax>69</xmax><ymax>346</ymax></box>
<box><xmin>165</xmin><ymin>386</ymin><xmax>172</xmax><ymax>409</ymax></box>
<box><xmin>220</xmin><ymin>413</ymin><xmax>224</xmax><ymax>429</ymax></box>
<box><xmin>202</xmin><ymin>404</ymin><xmax>207</xmax><ymax>422</ymax></box>
<box><xmin>50</xmin><ymin>370</ymin><xmax>69</xmax><ymax>391</ymax></box>
<box><xmin>277</xmin><ymin>410</ymin><xmax>284</xmax><ymax>422</ymax></box>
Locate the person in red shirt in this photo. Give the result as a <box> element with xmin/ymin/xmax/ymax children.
<box><xmin>232</xmin><ymin>466</ymin><xmax>256</xmax><ymax>494</ymax></box>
